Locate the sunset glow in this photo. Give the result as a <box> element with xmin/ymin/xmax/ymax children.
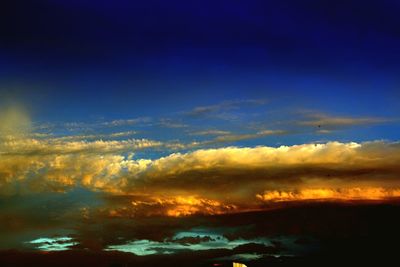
<box><xmin>1</xmin><ymin>1</ymin><xmax>399</xmax><ymax>266</ymax></box>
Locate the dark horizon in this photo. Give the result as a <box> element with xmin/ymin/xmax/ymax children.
<box><xmin>2</xmin><ymin>201</ymin><xmax>400</xmax><ymax>266</ymax></box>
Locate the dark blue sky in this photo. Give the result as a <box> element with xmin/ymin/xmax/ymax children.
<box><xmin>1</xmin><ymin>0</ymin><xmax>399</xmax><ymax>147</ymax></box>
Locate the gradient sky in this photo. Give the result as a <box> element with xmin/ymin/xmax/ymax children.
<box><xmin>1</xmin><ymin>0</ymin><xmax>400</xmax><ymax>265</ymax></box>
<box><xmin>1</xmin><ymin>0</ymin><xmax>399</xmax><ymax>147</ymax></box>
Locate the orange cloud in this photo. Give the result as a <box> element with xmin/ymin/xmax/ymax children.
<box><xmin>105</xmin><ymin>195</ymin><xmax>237</xmax><ymax>217</ymax></box>
<box><xmin>1</xmin><ymin>140</ymin><xmax>400</xmax><ymax>215</ymax></box>
<box><xmin>257</xmin><ymin>187</ymin><xmax>400</xmax><ymax>202</ymax></box>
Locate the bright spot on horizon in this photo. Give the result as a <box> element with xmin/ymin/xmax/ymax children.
<box><xmin>27</xmin><ymin>237</ymin><xmax>78</xmax><ymax>251</ymax></box>
<box><xmin>105</xmin><ymin>229</ymin><xmax>271</xmax><ymax>256</ymax></box>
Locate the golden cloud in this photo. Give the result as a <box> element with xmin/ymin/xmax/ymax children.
<box><xmin>257</xmin><ymin>187</ymin><xmax>400</xmax><ymax>202</ymax></box>
<box><xmin>1</xmin><ymin>140</ymin><xmax>400</xmax><ymax>215</ymax></box>
<box><xmin>106</xmin><ymin>195</ymin><xmax>237</xmax><ymax>217</ymax></box>
<box><xmin>0</xmin><ymin>138</ymin><xmax>162</xmax><ymax>155</ymax></box>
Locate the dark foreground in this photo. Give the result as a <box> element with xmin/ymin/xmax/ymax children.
<box><xmin>1</xmin><ymin>202</ymin><xmax>399</xmax><ymax>267</ymax></box>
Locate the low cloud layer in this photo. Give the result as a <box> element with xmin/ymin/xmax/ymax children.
<box><xmin>1</xmin><ymin>140</ymin><xmax>399</xmax><ymax>215</ymax></box>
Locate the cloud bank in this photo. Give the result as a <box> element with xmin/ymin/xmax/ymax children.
<box><xmin>1</xmin><ymin>139</ymin><xmax>399</xmax><ymax>215</ymax></box>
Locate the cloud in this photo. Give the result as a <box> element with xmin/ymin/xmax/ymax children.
<box><xmin>190</xmin><ymin>130</ymin><xmax>232</xmax><ymax>136</ymax></box>
<box><xmin>297</xmin><ymin>113</ymin><xmax>391</xmax><ymax>129</ymax></box>
<box><xmin>32</xmin><ymin>117</ymin><xmax>152</xmax><ymax>133</ymax></box>
<box><xmin>316</xmin><ymin>129</ymin><xmax>332</xmax><ymax>134</ymax></box>
<box><xmin>1</xmin><ymin>140</ymin><xmax>400</xmax><ymax>216</ymax></box>
<box><xmin>157</xmin><ymin>118</ymin><xmax>188</xmax><ymax>128</ymax></box>
<box><xmin>100</xmin><ymin>117</ymin><xmax>152</xmax><ymax>127</ymax></box>
<box><xmin>107</xmin><ymin>195</ymin><xmax>237</xmax><ymax>217</ymax></box>
<box><xmin>0</xmin><ymin>138</ymin><xmax>162</xmax><ymax>156</ymax></box>
<box><xmin>211</xmin><ymin>130</ymin><xmax>287</xmax><ymax>143</ymax></box>
<box><xmin>108</xmin><ymin>131</ymin><xmax>138</xmax><ymax>138</ymax></box>
<box><xmin>257</xmin><ymin>187</ymin><xmax>400</xmax><ymax>202</ymax></box>
<box><xmin>184</xmin><ymin>129</ymin><xmax>287</xmax><ymax>147</ymax></box>
<box><xmin>106</xmin><ymin>231</ymin><xmax>271</xmax><ymax>256</ymax></box>
<box><xmin>119</xmin><ymin>141</ymin><xmax>400</xmax><ymax>198</ymax></box>
<box><xmin>25</xmin><ymin>131</ymin><xmax>139</xmax><ymax>142</ymax></box>
<box><xmin>185</xmin><ymin>99</ymin><xmax>267</xmax><ymax>118</ymax></box>
<box><xmin>27</xmin><ymin>237</ymin><xmax>78</xmax><ymax>251</ymax></box>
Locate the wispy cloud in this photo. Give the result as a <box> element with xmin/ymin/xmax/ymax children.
<box><xmin>0</xmin><ymin>137</ymin><xmax>163</xmax><ymax>156</ymax></box>
<box><xmin>179</xmin><ymin>129</ymin><xmax>287</xmax><ymax>149</ymax></box>
<box><xmin>157</xmin><ymin>118</ymin><xmax>188</xmax><ymax>128</ymax></box>
<box><xmin>297</xmin><ymin>113</ymin><xmax>391</xmax><ymax>129</ymax></box>
<box><xmin>190</xmin><ymin>130</ymin><xmax>232</xmax><ymax>136</ymax></box>
<box><xmin>185</xmin><ymin>99</ymin><xmax>268</xmax><ymax>118</ymax></box>
<box><xmin>41</xmin><ymin>131</ymin><xmax>138</xmax><ymax>141</ymax></box>
<box><xmin>100</xmin><ymin>117</ymin><xmax>152</xmax><ymax>127</ymax></box>
<box><xmin>30</xmin><ymin>117</ymin><xmax>152</xmax><ymax>134</ymax></box>
<box><xmin>211</xmin><ymin>130</ymin><xmax>287</xmax><ymax>143</ymax></box>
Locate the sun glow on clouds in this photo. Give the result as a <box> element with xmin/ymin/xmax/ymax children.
<box><xmin>1</xmin><ymin>139</ymin><xmax>400</xmax><ymax>216</ymax></box>
<box><xmin>163</xmin><ymin>196</ymin><xmax>235</xmax><ymax>217</ymax></box>
<box><xmin>107</xmin><ymin>195</ymin><xmax>237</xmax><ymax>217</ymax></box>
<box><xmin>257</xmin><ymin>187</ymin><xmax>400</xmax><ymax>202</ymax></box>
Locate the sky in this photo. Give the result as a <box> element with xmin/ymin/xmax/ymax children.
<box><xmin>1</xmin><ymin>1</ymin><xmax>400</xmax><ymax>266</ymax></box>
